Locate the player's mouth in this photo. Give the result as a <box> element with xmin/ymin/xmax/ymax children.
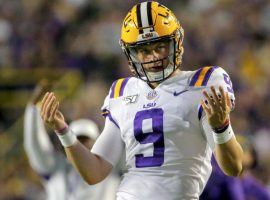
<box><xmin>145</xmin><ymin>60</ymin><xmax>164</xmax><ymax>72</ymax></box>
<box><xmin>148</xmin><ymin>65</ymin><xmax>164</xmax><ymax>72</ymax></box>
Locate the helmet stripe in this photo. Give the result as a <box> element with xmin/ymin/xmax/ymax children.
<box><xmin>136</xmin><ymin>4</ymin><xmax>143</xmax><ymax>34</ymax></box>
<box><xmin>140</xmin><ymin>2</ymin><xmax>150</xmax><ymax>33</ymax></box>
<box><xmin>147</xmin><ymin>1</ymin><xmax>153</xmax><ymax>27</ymax></box>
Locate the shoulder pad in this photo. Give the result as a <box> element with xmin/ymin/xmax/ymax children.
<box><xmin>189</xmin><ymin>66</ymin><xmax>219</xmax><ymax>87</ymax></box>
<box><xmin>109</xmin><ymin>77</ymin><xmax>131</xmax><ymax>99</ymax></box>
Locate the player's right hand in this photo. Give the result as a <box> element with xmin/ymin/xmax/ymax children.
<box><xmin>40</xmin><ymin>92</ymin><xmax>67</xmax><ymax>134</ymax></box>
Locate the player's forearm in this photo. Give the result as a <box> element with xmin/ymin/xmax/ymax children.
<box><xmin>64</xmin><ymin>141</ymin><xmax>113</xmax><ymax>185</ymax></box>
<box><xmin>39</xmin><ymin>92</ymin><xmax>113</xmax><ymax>183</ymax></box>
<box><xmin>215</xmin><ymin>137</ymin><xmax>243</xmax><ymax>177</ymax></box>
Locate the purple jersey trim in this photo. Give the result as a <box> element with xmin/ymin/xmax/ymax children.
<box><xmin>201</xmin><ymin>66</ymin><xmax>219</xmax><ymax>86</ymax></box>
<box><xmin>189</xmin><ymin>68</ymin><xmax>203</xmax><ymax>86</ymax></box>
<box><xmin>40</xmin><ymin>173</ymin><xmax>51</xmax><ymax>180</ymax></box>
<box><xmin>109</xmin><ymin>81</ymin><xmax>117</xmax><ymax>98</ymax></box>
<box><xmin>119</xmin><ymin>77</ymin><xmax>130</xmax><ymax>97</ymax></box>
<box><xmin>198</xmin><ymin>105</ymin><xmax>203</xmax><ymax>120</ymax></box>
<box><xmin>107</xmin><ymin>112</ymin><xmax>120</xmax><ymax>129</ymax></box>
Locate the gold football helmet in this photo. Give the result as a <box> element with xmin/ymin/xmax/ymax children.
<box><xmin>120</xmin><ymin>1</ymin><xmax>184</xmax><ymax>83</ymax></box>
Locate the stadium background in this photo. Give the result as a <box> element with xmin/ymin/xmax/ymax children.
<box><xmin>0</xmin><ymin>0</ymin><xmax>270</xmax><ymax>199</ymax></box>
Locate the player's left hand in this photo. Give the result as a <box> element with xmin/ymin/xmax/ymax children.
<box><xmin>30</xmin><ymin>79</ymin><xmax>53</xmax><ymax>105</ymax></box>
<box><xmin>201</xmin><ymin>86</ymin><xmax>231</xmax><ymax>129</ymax></box>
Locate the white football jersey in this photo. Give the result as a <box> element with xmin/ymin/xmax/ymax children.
<box><xmin>92</xmin><ymin>66</ymin><xmax>235</xmax><ymax>200</ymax></box>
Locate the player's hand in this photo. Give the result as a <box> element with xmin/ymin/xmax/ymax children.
<box><xmin>201</xmin><ymin>86</ymin><xmax>231</xmax><ymax>129</ymax></box>
<box><xmin>40</xmin><ymin>92</ymin><xmax>67</xmax><ymax>134</ymax></box>
<box><xmin>30</xmin><ymin>79</ymin><xmax>53</xmax><ymax>105</ymax></box>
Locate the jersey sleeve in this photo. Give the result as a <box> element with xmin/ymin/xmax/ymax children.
<box><xmin>91</xmin><ymin>117</ymin><xmax>124</xmax><ymax>166</ymax></box>
<box><xmin>196</xmin><ymin>66</ymin><xmax>236</xmax><ymax>121</ymax></box>
<box><xmin>101</xmin><ymin>78</ymin><xmax>131</xmax><ymax>127</ymax></box>
<box><xmin>206</xmin><ymin>66</ymin><xmax>235</xmax><ymax>109</ymax></box>
<box><xmin>101</xmin><ymin>94</ymin><xmax>110</xmax><ymax>117</ymax></box>
<box><xmin>197</xmin><ymin>67</ymin><xmax>236</xmax><ymax>148</ymax></box>
<box><xmin>101</xmin><ymin>88</ymin><xmax>120</xmax><ymax>129</ymax></box>
<box><xmin>95</xmin><ymin>78</ymin><xmax>131</xmax><ymax>165</ymax></box>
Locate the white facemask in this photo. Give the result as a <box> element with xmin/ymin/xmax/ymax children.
<box><xmin>129</xmin><ymin>38</ymin><xmax>176</xmax><ymax>82</ymax></box>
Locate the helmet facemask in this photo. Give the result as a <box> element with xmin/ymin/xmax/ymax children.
<box><xmin>120</xmin><ymin>29</ymin><xmax>184</xmax><ymax>83</ymax></box>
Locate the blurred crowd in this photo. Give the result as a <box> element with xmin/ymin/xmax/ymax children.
<box><xmin>0</xmin><ymin>0</ymin><xmax>270</xmax><ymax>199</ymax></box>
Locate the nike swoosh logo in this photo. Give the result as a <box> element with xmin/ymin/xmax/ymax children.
<box><xmin>173</xmin><ymin>89</ymin><xmax>188</xmax><ymax>96</ymax></box>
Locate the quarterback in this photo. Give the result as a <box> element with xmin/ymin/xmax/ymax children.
<box><xmin>40</xmin><ymin>1</ymin><xmax>243</xmax><ymax>200</ymax></box>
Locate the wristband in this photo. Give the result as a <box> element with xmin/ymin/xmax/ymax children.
<box><xmin>213</xmin><ymin>119</ymin><xmax>230</xmax><ymax>133</ymax></box>
<box><xmin>213</xmin><ymin>124</ymin><xmax>234</xmax><ymax>144</ymax></box>
<box><xmin>56</xmin><ymin>127</ymin><xmax>77</xmax><ymax>147</ymax></box>
<box><xmin>55</xmin><ymin>123</ymin><xmax>69</xmax><ymax>133</ymax></box>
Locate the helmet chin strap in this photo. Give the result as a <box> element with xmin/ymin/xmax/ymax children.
<box><xmin>146</xmin><ymin>64</ymin><xmax>174</xmax><ymax>82</ymax></box>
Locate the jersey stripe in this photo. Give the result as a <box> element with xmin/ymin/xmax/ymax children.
<box><xmin>194</xmin><ymin>66</ymin><xmax>211</xmax><ymax>86</ymax></box>
<box><xmin>109</xmin><ymin>81</ymin><xmax>117</xmax><ymax>98</ymax></box>
<box><xmin>119</xmin><ymin>77</ymin><xmax>130</xmax><ymax>96</ymax></box>
<box><xmin>189</xmin><ymin>66</ymin><xmax>218</xmax><ymax>87</ymax></box>
<box><xmin>189</xmin><ymin>68</ymin><xmax>203</xmax><ymax>86</ymax></box>
<box><xmin>113</xmin><ymin>78</ymin><xmax>124</xmax><ymax>98</ymax></box>
<box><xmin>201</xmin><ymin>66</ymin><xmax>218</xmax><ymax>86</ymax></box>
<box><xmin>110</xmin><ymin>78</ymin><xmax>130</xmax><ymax>99</ymax></box>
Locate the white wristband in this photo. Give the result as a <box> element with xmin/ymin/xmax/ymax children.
<box><xmin>56</xmin><ymin>128</ymin><xmax>77</xmax><ymax>147</ymax></box>
<box><xmin>213</xmin><ymin>124</ymin><xmax>234</xmax><ymax>144</ymax></box>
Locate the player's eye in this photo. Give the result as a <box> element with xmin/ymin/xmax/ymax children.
<box><xmin>138</xmin><ymin>48</ymin><xmax>150</xmax><ymax>55</ymax></box>
<box><xmin>155</xmin><ymin>42</ymin><xmax>169</xmax><ymax>51</ymax></box>
<box><xmin>157</xmin><ymin>44</ymin><xmax>166</xmax><ymax>50</ymax></box>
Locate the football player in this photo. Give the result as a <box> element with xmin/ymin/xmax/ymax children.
<box><xmin>40</xmin><ymin>1</ymin><xmax>243</xmax><ymax>199</ymax></box>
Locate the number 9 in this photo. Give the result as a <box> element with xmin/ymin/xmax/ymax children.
<box><xmin>133</xmin><ymin>108</ymin><xmax>165</xmax><ymax>168</ymax></box>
